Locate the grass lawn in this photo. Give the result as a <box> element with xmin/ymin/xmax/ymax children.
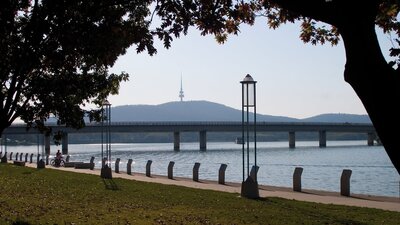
<box><xmin>0</xmin><ymin>163</ymin><xmax>399</xmax><ymax>224</ymax></box>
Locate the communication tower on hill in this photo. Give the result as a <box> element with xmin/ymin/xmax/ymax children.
<box><xmin>179</xmin><ymin>76</ymin><xmax>184</xmax><ymax>102</ymax></box>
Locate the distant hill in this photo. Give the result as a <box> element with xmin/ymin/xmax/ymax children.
<box><xmin>301</xmin><ymin>113</ymin><xmax>372</xmax><ymax>123</ymax></box>
<box><xmin>111</xmin><ymin>100</ymin><xmax>371</xmax><ymax>123</ymax></box>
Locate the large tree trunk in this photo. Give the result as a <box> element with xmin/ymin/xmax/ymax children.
<box><xmin>271</xmin><ymin>0</ymin><xmax>400</xmax><ymax>174</ymax></box>
<box><xmin>339</xmin><ymin>21</ymin><xmax>400</xmax><ymax>174</ymax></box>
<box><xmin>0</xmin><ymin>121</ymin><xmax>9</xmax><ymax>141</ymax></box>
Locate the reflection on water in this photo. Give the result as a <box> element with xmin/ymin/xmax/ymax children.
<box><xmin>2</xmin><ymin>141</ymin><xmax>399</xmax><ymax>197</ymax></box>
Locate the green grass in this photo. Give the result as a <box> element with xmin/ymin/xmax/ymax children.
<box><xmin>0</xmin><ymin>163</ymin><xmax>399</xmax><ymax>225</ymax></box>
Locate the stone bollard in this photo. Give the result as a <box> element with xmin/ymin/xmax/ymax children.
<box><xmin>89</xmin><ymin>156</ymin><xmax>95</xmax><ymax>170</ymax></box>
<box><xmin>193</xmin><ymin>162</ymin><xmax>201</xmax><ymax>182</ymax></box>
<box><xmin>15</xmin><ymin>152</ymin><xmax>19</xmax><ymax>161</ymax></box>
<box><xmin>127</xmin><ymin>159</ymin><xmax>133</xmax><ymax>175</ymax></box>
<box><xmin>250</xmin><ymin>165</ymin><xmax>259</xmax><ymax>182</ymax></box>
<box><xmin>25</xmin><ymin>153</ymin><xmax>29</xmax><ymax>162</ymax></box>
<box><xmin>100</xmin><ymin>164</ymin><xmax>112</xmax><ymax>179</ymax></box>
<box><xmin>218</xmin><ymin>164</ymin><xmax>228</xmax><ymax>185</ymax></box>
<box><xmin>66</xmin><ymin>155</ymin><xmax>70</xmax><ymax>162</ymax></box>
<box><xmin>20</xmin><ymin>153</ymin><xmax>23</xmax><ymax>161</ymax></box>
<box><xmin>30</xmin><ymin>154</ymin><xmax>34</xmax><ymax>163</ymax></box>
<box><xmin>37</xmin><ymin>159</ymin><xmax>45</xmax><ymax>169</ymax></box>
<box><xmin>9</xmin><ymin>152</ymin><xmax>13</xmax><ymax>161</ymax></box>
<box><xmin>46</xmin><ymin>155</ymin><xmax>49</xmax><ymax>165</ymax></box>
<box><xmin>115</xmin><ymin>158</ymin><xmax>121</xmax><ymax>173</ymax></box>
<box><xmin>1</xmin><ymin>152</ymin><xmax>7</xmax><ymax>163</ymax></box>
<box><xmin>293</xmin><ymin>167</ymin><xmax>303</xmax><ymax>192</ymax></box>
<box><xmin>341</xmin><ymin>169</ymin><xmax>352</xmax><ymax>196</ymax></box>
<box><xmin>168</xmin><ymin>161</ymin><xmax>175</xmax><ymax>179</ymax></box>
<box><xmin>146</xmin><ymin>160</ymin><xmax>152</xmax><ymax>177</ymax></box>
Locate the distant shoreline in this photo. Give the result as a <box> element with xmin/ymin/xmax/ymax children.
<box><xmin>2</xmin><ymin>138</ymin><xmax>372</xmax><ymax>146</ymax></box>
<box><xmin>3</xmin><ymin>131</ymin><xmax>370</xmax><ymax>146</ymax></box>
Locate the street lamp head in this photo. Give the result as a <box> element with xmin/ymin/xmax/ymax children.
<box><xmin>240</xmin><ymin>74</ymin><xmax>257</xmax><ymax>84</ymax></box>
<box><xmin>102</xmin><ymin>99</ymin><xmax>111</xmax><ymax>106</ymax></box>
<box><xmin>241</xmin><ymin>74</ymin><xmax>256</xmax><ymax>107</ymax></box>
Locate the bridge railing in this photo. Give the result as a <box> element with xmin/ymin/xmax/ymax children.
<box><xmin>5</xmin><ymin>121</ymin><xmax>375</xmax><ymax>134</ymax></box>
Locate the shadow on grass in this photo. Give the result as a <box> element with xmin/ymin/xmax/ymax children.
<box><xmin>13</xmin><ymin>219</ymin><xmax>31</xmax><ymax>225</ymax></box>
<box><xmin>21</xmin><ymin>169</ymin><xmax>39</xmax><ymax>175</ymax></box>
<box><xmin>102</xmin><ymin>178</ymin><xmax>120</xmax><ymax>191</ymax></box>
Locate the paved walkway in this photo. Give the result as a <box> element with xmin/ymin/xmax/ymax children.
<box><xmin>23</xmin><ymin>163</ymin><xmax>400</xmax><ymax>212</ymax></box>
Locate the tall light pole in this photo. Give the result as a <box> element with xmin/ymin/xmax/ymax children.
<box><xmin>101</xmin><ymin>99</ymin><xmax>112</xmax><ymax>179</ymax></box>
<box><xmin>179</xmin><ymin>75</ymin><xmax>184</xmax><ymax>102</ymax></box>
<box><xmin>240</xmin><ymin>74</ymin><xmax>259</xmax><ymax>199</ymax></box>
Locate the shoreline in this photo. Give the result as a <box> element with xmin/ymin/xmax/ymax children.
<box><xmin>3</xmin><ymin>145</ymin><xmax>399</xmax><ymax>198</ymax></box>
<box><xmin>23</xmin><ymin>162</ymin><xmax>400</xmax><ymax>212</ymax></box>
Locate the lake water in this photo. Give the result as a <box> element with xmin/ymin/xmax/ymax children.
<box><xmin>2</xmin><ymin>141</ymin><xmax>399</xmax><ymax>197</ymax></box>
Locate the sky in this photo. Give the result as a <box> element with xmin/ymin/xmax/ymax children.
<box><xmin>108</xmin><ymin>18</ymin><xmax>394</xmax><ymax>119</ymax></box>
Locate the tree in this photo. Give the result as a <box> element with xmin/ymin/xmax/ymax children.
<box><xmin>0</xmin><ymin>0</ymin><xmax>156</xmax><ymax>135</ymax></box>
<box><xmin>1</xmin><ymin>0</ymin><xmax>399</xmax><ymax>175</ymax></box>
<box><xmin>151</xmin><ymin>0</ymin><xmax>400</xmax><ymax>174</ymax></box>
<box><xmin>268</xmin><ymin>1</ymin><xmax>400</xmax><ymax>175</ymax></box>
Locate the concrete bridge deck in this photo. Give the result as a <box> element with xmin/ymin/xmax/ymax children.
<box><xmin>4</xmin><ymin>121</ymin><xmax>376</xmax><ymax>134</ymax></box>
<box><xmin>3</xmin><ymin>121</ymin><xmax>377</xmax><ymax>153</ymax></box>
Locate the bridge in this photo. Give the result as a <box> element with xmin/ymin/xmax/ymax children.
<box><xmin>3</xmin><ymin>121</ymin><xmax>376</xmax><ymax>154</ymax></box>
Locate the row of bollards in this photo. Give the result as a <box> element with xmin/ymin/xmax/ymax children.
<box><xmin>114</xmin><ymin>160</ymin><xmax>352</xmax><ymax>196</ymax></box>
<box><xmin>0</xmin><ymin>151</ymin><xmax>94</xmax><ymax>170</ymax></box>
<box><xmin>293</xmin><ymin>166</ymin><xmax>352</xmax><ymax>196</ymax></box>
<box><xmin>1</xmin><ymin>151</ymin><xmax>353</xmax><ymax>197</ymax></box>
<box><xmin>115</xmin><ymin>159</ymin><xmax>230</xmax><ymax>185</ymax></box>
<box><xmin>1</xmin><ymin>152</ymin><xmax>36</xmax><ymax>164</ymax></box>
<box><xmin>0</xmin><ymin>151</ymin><xmax>45</xmax><ymax>168</ymax></box>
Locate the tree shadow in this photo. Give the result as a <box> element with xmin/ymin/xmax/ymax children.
<box><xmin>102</xmin><ymin>178</ymin><xmax>120</xmax><ymax>191</ymax></box>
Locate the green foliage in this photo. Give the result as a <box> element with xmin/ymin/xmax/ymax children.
<box><xmin>0</xmin><ymin>163</ymin><xmax>399</xmax><ymax>224</ymax></box>
<box><xmin>0</xmin><ymin>0</ymin><xmax>152</xmax><ymax>133</ymax></box>
<box><xmin>1</xmin><ymin>0</ymin><xmax>400</xmax><ymax>141</ymax></box>
<box><xmin>151</xmin><ymin>0</ymin><xmax>400</xmax><ymax>66</ymax></box>
<box><xmin>153</xmin><ymin>0</ymin><xmax>260</xmax><ymax>44</ymax></box>
<box><xmin>377</xmin><ymin>1</ymin><xmax>400</xmax><ymax>69</ymax></box>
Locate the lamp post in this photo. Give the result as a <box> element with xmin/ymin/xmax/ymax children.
<box><xmin>101</xmin><ymin>99</ymin><xmax>112</xmax><ymax>179</ymax></box>
<box><xmin>240</xmin><ymin>74</ymin><xmax>259</xmax><ymax>199</ymax></box>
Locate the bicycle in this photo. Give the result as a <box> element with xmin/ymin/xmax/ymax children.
<box><xmin>50</xmin><ymin>157</ymin><xmax>65</xmax><ymax>167</ymax></box>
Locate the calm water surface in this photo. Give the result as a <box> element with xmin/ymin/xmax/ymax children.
<box><xmin>3</xmin><ymin>141</ymin><xmax>399</xmax><ymax>197</ymax></box>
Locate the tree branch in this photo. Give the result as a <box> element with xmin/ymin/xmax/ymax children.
<box><xmin>9</xmin><ymin>95</ymin><xmax>31</xmax><ymax>124</ymax></box>
<box><xmin>269</xmin><ymin>0</ymin><xmax>382</xmax><ymax>27</ymax></box>
<box><xmin>270</xmin><ymin>0</ymin><xmax>336</xmax><ymax>24</ymax></box>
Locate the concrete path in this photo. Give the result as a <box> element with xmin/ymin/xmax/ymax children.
<box><xmin>23</xmin><ymin>163</ymin><xmax>400</xmax><ymax>212</ymax></box>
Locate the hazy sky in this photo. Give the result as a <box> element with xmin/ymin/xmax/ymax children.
<box><xmin>109</xmin><ymin>18</ymin><xmax>393</xmax><ymax>119</ymax></box>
